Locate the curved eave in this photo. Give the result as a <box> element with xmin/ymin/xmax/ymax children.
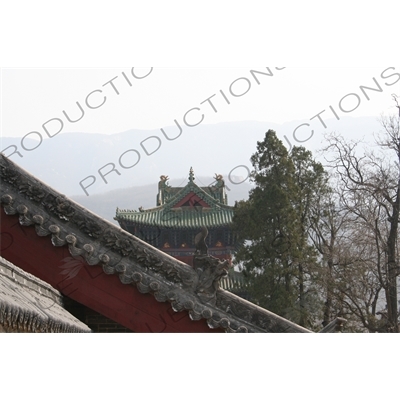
<box><xmin>116</xmin><ymin>208</ymin><xmax>234</xmax><ymax>229</ymax></box>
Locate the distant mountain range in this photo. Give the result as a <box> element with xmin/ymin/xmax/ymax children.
<box><xmin>1</xmin><ymin>117</ymin><xmax>383</xmax><ymax>222</ymax></box>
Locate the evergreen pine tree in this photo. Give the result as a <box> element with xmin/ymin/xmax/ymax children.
<box><xmin>233</xmin><ymin>130</ymin><xmax>328</xmax><ymax>328</ymax></box>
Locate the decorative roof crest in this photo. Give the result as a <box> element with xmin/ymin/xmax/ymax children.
<box><xmin>189</xmin><ymin>167</ymin><xmax>195</xmax><ymax>182</ymax></box>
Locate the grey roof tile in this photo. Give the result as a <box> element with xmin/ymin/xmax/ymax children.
<box><xmin>0</xmin><ymin>257</ymin><xmax>91</xmax><ymax>333</ymax></box>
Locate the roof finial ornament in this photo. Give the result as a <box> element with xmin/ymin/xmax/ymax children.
<box><xmin>193</xmin><ymin>226</ymin><xmax>231</xmax><ymax>305</ymax></box>
<box><xmin>189</xmin><ymin>167</ymin><xmax>195</xmax><ymax>182</ymax></box>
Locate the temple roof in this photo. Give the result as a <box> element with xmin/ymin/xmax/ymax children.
<box><xmin>1</xmin><ymin>153</ymin><xmax>344</xmax><ymax>333</ymax></box>
<box><xmin>115</xmin><ymin>168</ymin><xmax>234</xmax><ymax>229</ymax></box>
<box><xmin>0</xmin><ymin>257</ymin><xmax>91</xmax><ymax>333</ymax></box>
<box><xmin>116</xmin><ymin>205</ymin><xmax>234</xmax><ymax>229</ymax></box>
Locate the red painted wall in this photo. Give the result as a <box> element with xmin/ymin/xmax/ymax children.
<box><xmin>1</xmin><ymin>209</ymin><xmax>222</xmax><ymax>333</ymax></box>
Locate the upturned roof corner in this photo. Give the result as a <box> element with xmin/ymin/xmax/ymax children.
<box><xmin>116</xmin><ymin>169</ymin><xmax>232</xmax><ymax>229</ymax></box>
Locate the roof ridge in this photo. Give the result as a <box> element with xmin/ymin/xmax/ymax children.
<box><xmin>164</xmin><ymin>181</ymin><xmax>230</xmax><ymax>210</ymax></box>
<box><xmin>0</xmin><ymin>154</ymin><xmax>311</xmax><ymax>333</ymax></box>
<box><xmin>0</xmin><ymin>256</ymin><xmax>62</xmax><ymax>299</ymax></box>
<box><xmin>0</xmin><ymin>257</ymin><xmax>91</xmax><ymax>333</ymax></box>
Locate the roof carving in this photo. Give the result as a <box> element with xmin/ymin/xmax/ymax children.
<box><xmin>193</xmin><ymin>227</ymin><xmax>231</xmax><ymax>304</ymax></box>
<box><xmin>188</xmin><ymin>167</ymin><xmax>195</xmax><ymax>182</ymax></box>
<box><xmin>0</xmin><ymin>154</ymin><xmax>313</xmax><ymax>333</ymax></box>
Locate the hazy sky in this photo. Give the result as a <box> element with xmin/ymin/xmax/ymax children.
<box><xmin>2</xmin><ymin>67</ymin><xmax>399</xmax><ymax>139</ymax></box>
<box><xmin>1</xmin><ymin>6</ymin><xmax>399</xmax><ymax>378</ymax></box>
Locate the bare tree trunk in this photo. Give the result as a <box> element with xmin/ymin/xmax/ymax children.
<box><xmin>298</xmin><ymin>263</ymin><xmax>305</xmax><ymax>326</ymax></box>
<box><xmin>386</xmin><ymin>186</ymin><xmax>400</xmax><ymax>332</ymax></box>
<box><xmin>322</xmin><ymin>258</ymin><xmax>334</xmax><ymax>327</ymax></box>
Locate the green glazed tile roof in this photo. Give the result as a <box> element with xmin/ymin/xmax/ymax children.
<box><xmin>116</xmin><ymin>206</ymin><xmax>234</xmax><ymax>228</ymax></box>
<box><xmin>116</xmin><ymin>179</ymin><xmax>235</xmax><ymax>229</ymax></box>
